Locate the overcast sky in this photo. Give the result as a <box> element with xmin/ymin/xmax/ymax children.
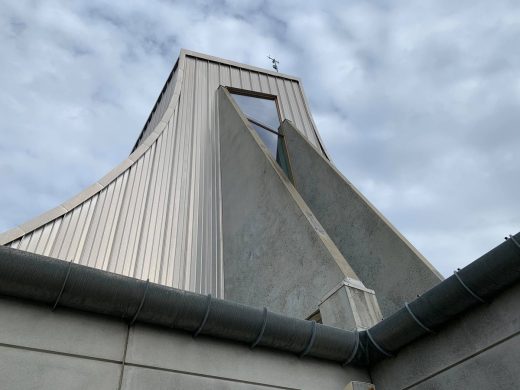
<box><xmin>1</xmin><ymin>0</ymin><xmax>518</xmax><ymax>276</ymax></box>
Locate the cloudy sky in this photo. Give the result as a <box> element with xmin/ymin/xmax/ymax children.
<box><xmin>1</xmin><ymin>0</ymin><xmax>518</xmax><ymax>276</ymax></box>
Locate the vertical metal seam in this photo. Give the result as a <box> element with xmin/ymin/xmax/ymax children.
<box><xmin>29</xmin><ymin>227</ymin><xmax>44</xmax><ymax>254</ymax></box>
<box><xmin>50</xmin><ymin>210</ymin><xmax>73</xmax><ymax>259</ymax></box>
<box><xmin>62</xmin><ymin>203</ymin><xmax>84</xmax><ymax>260</ymax></box>
<box><xmin>133</xmin><ymin>142</ymin><xmax>159</xmax><ymax>279</ymax></box>
<box><xmin>102</xmin><ymin>173</ymin><xmax>127</xmax><ymax>270</ymax></box>
<box><xmin>174</xmin><ymin>70</ymin><xmax>191</xmax><ymax>290</ymax></box>
<box><xmin>158</xmin><ymin>114</ymin><xmax>177</xmax><ymax>285</ymax></box>
<box><xmin>166</xmin><ymin>98</ymin><xmax>184</xmax><ymax>287</ymax></box>
<box><xmin>194</xmin><ymin>58</ymin><xmax>206</xmax><ymax>293</ymax></box>
<box><xmin>91</xmin><ymin>182</ymin><xmax>117</xmax><ymax>267</ymax></box>
<box><xmin>185</xmin><ymin>57</ymin><xmax>199</xmax><ymax>291</ymax></box>
<box><xmin>81</xmin><ymin>187</ymin><xmax>109</xmax><ymax>267</ymax></box>
<box><xmin>180</xmin><ymin>57</ymin><xmax>197</xmax><ymax>290</ymax></box>
<box><xmin>44</xmin><ymin>219</ymin><xmax>62</xmax><ymax>257</ymax></box>
<box><xmin>141</xmin><ymin>137</ymin><xmax>163</xmax><ymax>279</ymax></box>
<box><xmin>204</xmin><ymin>58</ymin><xmax>212</xmax><ymax>294</ymax></box>
<box><xmin>73</xmin><ymin>197</ymin><xmax>95</xmax><ymax>261</ymax></box>
<box><xmin>216</xmin><ymin>82</ymin><xmax>225</xmax><ymax>298</ymax></box>
<box><xmin>155</xmin><ymin>118</ymin><xmax>174</xmax><ymax>284</ymax></box>
<box><xmin>112</xmin><ymin>165</ymin><xmax>138</xmax><ymax>274</ymax></box>
<box><xmin>147</xmin><ymin>127</ymin><xmax>168</xmax><ymax>282</ymax></box>
<box><xmin>116</xmin><ymin>159</ymin><xmax>139</xmax><ymax>274</ymax></box>
<box><xmin>107</xmin><ymin>167</ymin><xmax>133</xmax><ymax>272</ymax></box>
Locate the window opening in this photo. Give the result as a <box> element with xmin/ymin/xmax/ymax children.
<box><xmin>230</xmin><ymin>92</ymin><xmax>292</xmax><ymax>180</ymax></box>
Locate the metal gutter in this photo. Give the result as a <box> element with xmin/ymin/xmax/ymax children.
<box><xmin>358</xmin><ymin>232</ymin><xmax>520</xmax><ymax>365</ymax></box>
<box><xmin>0</xmin><ymin>246</ymin><xmax>359</xmax><ymax>365</ymax></box>
<box><xmin>0</xmin><ymin>232</ymin><xmax>518</xmax><ymax>367</ymax></box>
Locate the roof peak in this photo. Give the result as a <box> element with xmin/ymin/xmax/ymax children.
<box><xmin>179</xmin><ymin>48</ymin><xmax>300</xmax><ymax>82</ymax></box>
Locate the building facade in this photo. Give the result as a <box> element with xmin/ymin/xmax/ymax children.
<box><xmin>0</xmin><ymin>50</ymin><xmax>519</xmax><ymax>389</ymax></box>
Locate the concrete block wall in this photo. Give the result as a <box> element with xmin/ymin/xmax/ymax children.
<box><xmin>0</xmin><ymin>297</ymin><xmax>125</xmax><ymax>390</ymax></box>
<box><xmin>371</xmin><ymin>282</ymin><xmax>520</xmax><ymax>389</ymax></box>
<box><xmin>0</xmin><ymin>296</ymin><xmax>371</xmax><ymax>390</ymax></box>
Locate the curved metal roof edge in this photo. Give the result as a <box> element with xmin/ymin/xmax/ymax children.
<box><xmin>0</xmin><ymin>52</ymin><xmax>188</xmax><ymax>245</ymax></box>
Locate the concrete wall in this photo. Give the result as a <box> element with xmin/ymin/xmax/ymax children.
<box><xmin>0</xmin><ymin>296</ymin><xmax>370</xmax><ymax>390</ymax></box>
<box><xmin>281</xmin><ymin>120</ymin><xmax>442</xmax><ymax>316</ymax></box>
<box><xmin>371</xmin><ymin>282</ymin><xmax>520</xmax><ymax>389</ymax></box>
<box><xmin>219</xmin><ymin>87</ymin><xmax>361</xmax><ymax>319</ymax></box>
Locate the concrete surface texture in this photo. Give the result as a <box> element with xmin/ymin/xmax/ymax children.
<box><xmin>370</xmin><ymin>282</ymin><xmax>520</xmax><ymax>389</ymax></box>
<box><xmin>219</xmin><ymin>87</ymin><xmax>363</xmax><ymax>319</ymax></box>
<box><xmin>281</xmin><ymin>120</ymin><xmax>443</xmax><ymax>317</ymax></box>
<box><xmin>319</xmin><ymin>278</ymin><xmax>382</xmax><ymax>331</ymax></box>
<box><xmin>345</xmin><ymin>382</ymin><xmax>376</xmax><ymax>390</ymax></box>
<box><xmin>0</xmin><ymin>296</ymin><xmax>371</xmax><ymax>390</ymax></box>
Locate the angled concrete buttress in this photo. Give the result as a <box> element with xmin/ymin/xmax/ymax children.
<box><xmin>218</xmin><ymin>87</ymin><xmax>368</xmax><ymax>319</ymax></box>
<box><xmin>280</xmin><ymin>120</ymin><xmax>443</xmax><ymax>317</ymax></box>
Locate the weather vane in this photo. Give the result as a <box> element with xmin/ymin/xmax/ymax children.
<box><xmin>268</xmin><ymin>55</ymin><xmax>279</xmax><ymax>72</ymax></box>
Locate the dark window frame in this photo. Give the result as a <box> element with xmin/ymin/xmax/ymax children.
<box><xmin>226</xmin><ymin>87</ymin><xmax>294</xmax><ymax>182</ymax></box>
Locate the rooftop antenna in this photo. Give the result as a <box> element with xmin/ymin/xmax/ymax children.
<box><xmin>268</xmin><ymin>55</ymin><xmax>279</xmax><ymax>72</ymax></box>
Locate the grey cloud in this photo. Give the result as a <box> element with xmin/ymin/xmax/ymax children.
<box><xmin>0</xmin><ymin>0</ymin><xmax>518</xmax><ymax>277</ymax></box>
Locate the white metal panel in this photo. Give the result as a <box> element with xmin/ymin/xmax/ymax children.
<box><xmin>43</xmin><ymin>219</ymin><xmax>63</xmax><ymax>256</ymax></box>
<box><xmin>24</xmin><ymin>227</ymin><xmax>43</xmax><ymax>253</ymax></box>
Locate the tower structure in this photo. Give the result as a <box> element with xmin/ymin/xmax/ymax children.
<box><xmin>0</xmin><ymin>49</ymin><xmax>441</xmax><ymax>319</ymax></box>
<box><xmin>0</xmin><ymin>50</ymin><xmax>518</xmax><ymax>390</ymax></box>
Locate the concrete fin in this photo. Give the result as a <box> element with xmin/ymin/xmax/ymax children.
<box><xmin>218</xmin><ymin>87</ymin><xmax>362</xmax><ymax>319</ymax></box>
<box><xmin>281</xmin><ymin>120</ymin><xmax>443</xmax><ymax>317</ymax></box>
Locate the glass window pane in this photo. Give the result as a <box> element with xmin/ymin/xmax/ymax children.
<box><xmin>276</xmin><ymin>137</ymin><xmax>293</xmax><ymax>182</ymax></box>
<box><xmin>229</xmin><ymin>91</ymin><xmax>292</xmax><ymax>180</ymax></box>
<box><xmin>231</xmin><ymin>93</ymin><xmax>280</xmax><ymax>130</ymax></box>
<box><xmin>250</xmin><ymin>122</ymin><xmax>278</xmax><ymax>156</ymax></box>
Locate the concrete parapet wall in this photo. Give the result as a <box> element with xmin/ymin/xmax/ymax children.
<box><xmin>281</xmin><ymin>120</ymin><xmax>442</xmax><ymax>316</ymax></box>
<box><xmin>371</xmin><ymin>282</ymin><xmax>520</xmax><ymax>389</ymax></box>
<box><xmin>0</xmin><ymin>296</ymin><xmax>370</xmax><ymax>390</ymax></box>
